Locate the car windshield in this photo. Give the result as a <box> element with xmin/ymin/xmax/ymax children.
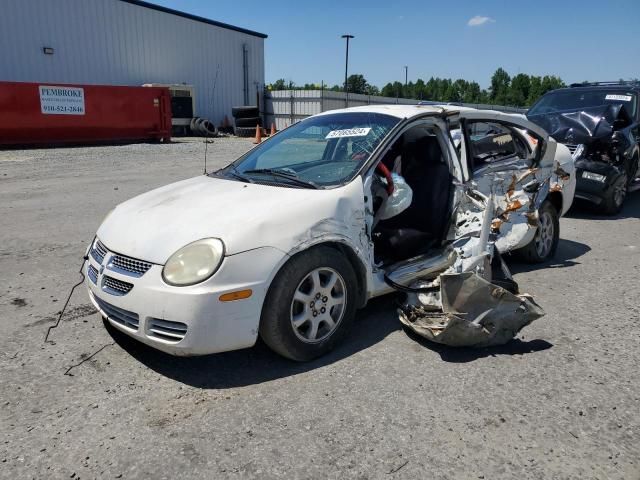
<box><xmin>528</xmin><ymin>90</ymin><xmax>637</xmax><ymax>117</ymax></box>
<box><xmin>221</xmin><ymin>112</ymin><xmax>400</xmax><ymax>188</ymax></box>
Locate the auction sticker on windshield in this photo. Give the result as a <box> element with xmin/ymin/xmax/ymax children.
<box><xmin>39</xmin><ymin>86</ymin><xmax>85</xmax><ymax>115</ymax></box>
<box><xmin>326</xmin><ymin>127</ymin><xmax>371</xmax><ymax>139</ymax></box>
<box><xmin>605</xmin><ymin>94</ymin><xmax>632</xmax><ymax>102</ymax></box>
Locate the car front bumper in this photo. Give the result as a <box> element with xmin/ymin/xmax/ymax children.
<box><xmin>574</xmin><ymin>160</ymin><xmax>624</xmax><ymax>205</ymax></box>
<box><xmin>85</xmin><ymin>243</ymin><xmax>287</xmax><ymax>356</ymax></box>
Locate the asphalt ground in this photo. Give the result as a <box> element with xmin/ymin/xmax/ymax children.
<box><xmin>1</xmin><ymin>137</ymin><xmax>639</xmax><ymax>479</ymax></box>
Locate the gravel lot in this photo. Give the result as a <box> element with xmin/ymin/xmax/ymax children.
<box><xmin>1</xmin><ymin>137</ymin><xmax>639</xmax><ymax>480</ymax></box>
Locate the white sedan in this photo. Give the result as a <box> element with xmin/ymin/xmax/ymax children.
<box><xmin>85</xmin><ymin>105</ymin><xmax>571</xmax><ymax>360</ymax></box>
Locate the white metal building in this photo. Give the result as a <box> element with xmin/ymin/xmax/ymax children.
<box><xmin>0</xmin><ymin>0</ymin><xmax>266</xmax><ymax>124</ymax></box>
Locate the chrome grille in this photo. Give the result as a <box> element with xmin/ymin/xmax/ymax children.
<box><xmin>147</xmin><ymin>318</ymin><xmax>188</xmax><ymax>342</ymax></box>
<box><xmin>91</xmin><ymin>239</ymin><xmax>108</xmax><ymax>264</ymax></box>
<box><xmin>91</xmin><ymin>237</ymin><xmax>153</xmax><ymax>277</ymax></box>
<box><xmin>102</xmin><ymin>275</ymin><xmax>133</xmax><ymax>296</ymax></box>
<box><xmin>88</xmin><ymin>264</ymin><xmax>99</xmax><ymax>284</ymax></box>
<box><xmin>110</xmin><ymin>255</ymin><xmax>152</xmax><ymax>277</ymax></box>
<box><xmin>94</xmin><ymin>295</ymin><xmax>139</xmax><ymax>330</ymax></box>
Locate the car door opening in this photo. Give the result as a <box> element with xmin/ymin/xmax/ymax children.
<box><xmin>371</xmin><ymin>125</ymin><xmax>454</xmax><ymax>264</ymax></box>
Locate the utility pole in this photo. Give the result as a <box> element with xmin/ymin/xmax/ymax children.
<box><xmin>342</xmin><ymin>34</ymin><xmax>354</xmax><ymax>107</ymax></box>
<box><xmin>404</xmin><ymin>66</ymin><xmax>408</xmax><ymax>86</ymax></box>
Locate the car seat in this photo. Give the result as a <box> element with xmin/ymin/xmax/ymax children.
<box><xmin>375</xmin><ymin>135</ymin><xmax>452</xmax><ymax>261</ymax></box>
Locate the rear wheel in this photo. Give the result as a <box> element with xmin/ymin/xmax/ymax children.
<box><xmin>259</xmin><ymin>246</ymin><xmax>358</xmax><ymax>361</ymax></box>
<box><xmin>600</xmin><ymin>173</ymin><xmax>627</xmax><ymax>215</ymax></box>
<box><xmin>517</xmin><ymin>200</ymin><xmax>559</xmax><ymax>264</ymax></box>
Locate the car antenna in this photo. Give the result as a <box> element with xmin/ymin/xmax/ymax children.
<box><xmin>204</xmin><ymin>64</ymin><xmax>221</xmax><ymax>175</ymax></box>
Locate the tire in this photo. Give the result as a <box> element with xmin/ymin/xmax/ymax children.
<box><xmin>232</xmin><ymin>106</ymin><xmax>259</xmax><ymax>119</ymax></box>
<box><xmin>234</xmin><ymin>117</ymin><xmax>262</xmax><ymax>128</ymax></box>
<box><xmin>235</xmin><ymin>127</ymin><xmax>256</xmax><ymax>138</ymax></box>
<box><xmin>259</xmin><ymin>246</ymin><xmax>358</xmax><ymax>361</ymax></box>
<box><xmin>631</xmin><ymin>155</ymin><xmax>639</xmax><ymax>182</ymax></box>
<box><xmin>600</xmin><ymin>173</ymin><xmax>627</xmax><ymax>215</ymax></box>
<box><xmin>517</xmin><ymin>200</ymin><xmax>559</xmax><ymax>264</ymax></box>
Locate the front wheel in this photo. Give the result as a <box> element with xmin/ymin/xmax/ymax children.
<box><xmin>600</xmin><ymin>173</ymin><xmax>628</xmax><ymax>215</ymax></box>
<box><xmin>259</xmin><ymin>246</ymin><xmax>358</xmax><ymax>361</ymax></box>
<box><xmin>517</xmin><ymin>200</ymin><xmax>560</xmax><ymax>264</ymax></box>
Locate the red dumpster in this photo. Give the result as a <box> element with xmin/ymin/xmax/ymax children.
<box><xmin>0</xmin><ymin>81</ymin><xmax>172</xmax><ymax>146</ymax></box>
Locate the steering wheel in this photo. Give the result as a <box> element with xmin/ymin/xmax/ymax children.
<box><xmin>376</xmin><ymin>163</ymin><xmax>394</xmax><ymax>195</ymax></box>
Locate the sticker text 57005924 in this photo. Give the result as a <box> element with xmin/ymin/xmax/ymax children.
<box><xmin>39</xmin><ymin>86</ymin><xmax>85</xmax><ymax>115</ymax></box>
<box><xmin>325</xmin><ymin>127</ymin><xmax>371</xmax><ymax>139</ymax></box>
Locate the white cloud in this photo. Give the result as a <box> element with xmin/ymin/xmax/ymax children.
<box><xmin>468</xmin><ymin>15</ymin><xmax>495</xmax><ymax>27</ymax></box>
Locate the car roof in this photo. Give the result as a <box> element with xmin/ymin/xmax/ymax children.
<box><xmin>314</xmin><ymin>104</ymin><xmax>497</xmax><ymax>120</ymax></box>
<box><xmin>547</xmin><ymin>85</ymin><xmax>640</xmax><ymax>94</ymax></box>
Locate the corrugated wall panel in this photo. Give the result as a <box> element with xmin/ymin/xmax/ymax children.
<box><xmin>0</xmin><ymin>0</ymin><xmax>265</xmax><ymax>124</ymax></box>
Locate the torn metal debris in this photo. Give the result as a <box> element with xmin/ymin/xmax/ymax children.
<box><xmin>399</xmin><ymin>272</ymin><xmax>544</xmax><ymax>347</ymax></box>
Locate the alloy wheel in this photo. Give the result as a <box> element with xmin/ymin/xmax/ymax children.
<box><xmin>290</xmin><ymin>267</ymin><xmax>347</xmax><ymax>343</ymax></box>
<box><xmin>613</xmin><ymin>174</ymin><xmax>628</xmax><ymax>208</ymax></box>
<box><xmin>535</xmin><ymin>210</ymin><xmax>555</xmax><ymax>259</ymax></box>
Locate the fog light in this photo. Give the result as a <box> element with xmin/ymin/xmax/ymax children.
<box><xmin>582</xmin><ymin>171</ymin><xmax>606</xmax><ymax>183</ymax></box>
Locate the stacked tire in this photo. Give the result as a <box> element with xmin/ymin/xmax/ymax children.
<box><xmin>232</xmin><ymin>106</ymin><xmax>261</xmax><ymax>137</ymax></box>
<box><xmin>189</xmin><ymin>117</ymin><xmax>216</xmax><ymax>136</ymax></box>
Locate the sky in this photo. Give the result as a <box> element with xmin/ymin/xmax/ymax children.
<box><xmin>152</xmin><ymin>0</ymin><xmax>640</xmax><ymax>89</ymax></box>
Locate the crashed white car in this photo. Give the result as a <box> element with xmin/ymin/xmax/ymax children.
<box><xmin>85</xmin><ymin>105</ymin><xmax>574</xmax><ymax>360</ymax></box>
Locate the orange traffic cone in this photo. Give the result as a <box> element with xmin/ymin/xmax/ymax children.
<box><xmin>253</xmin><ymin>124</ymin><xmax>262</xmax><ymax>144</ymax></box>
<box><xmin>270</xmin><ymin>122</ymin><xmax>276</xmax><ymax>136</ymax></box>
<box><xmin>222</xmin><ymin>115</ymin><xmax>230</xmax><ymax>128</ymax></box>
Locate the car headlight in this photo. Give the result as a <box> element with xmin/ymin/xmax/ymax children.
<box><xmin>581</xmin><ymin>171</ymin><xmax>606</xmax><ymax>183</ymax></box>
<box><xmin>572</xmin><ymin>144</ymin><xmax>585</xmax><ymax>160</ymax></box>
<box><xmin>162</xmin><ymin>238</ymin><xmax>225</xmax><ymax>286</ymax></box>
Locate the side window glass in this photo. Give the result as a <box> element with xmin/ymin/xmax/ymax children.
<box><xmin>466</xmin><ymin>122</ymin><xmax>527</xmax><ymax>171</ymax></box>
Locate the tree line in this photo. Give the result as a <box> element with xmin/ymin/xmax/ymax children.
<box><xmin>267</xmin><ymin>68</ymin><xmax>566</xmax><ymax>108</ymax></box>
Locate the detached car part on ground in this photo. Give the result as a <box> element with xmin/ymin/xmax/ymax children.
<box><xmin>84</xmin><ymin>105</ymin><xmax>571</xmax><ymax>361</ymax></box>
<box><xmin>527</xmin><ymin>83</ymin><xmax>640</xmax><ymax>215</ymax></box>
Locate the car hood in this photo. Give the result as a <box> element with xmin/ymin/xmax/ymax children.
<box><xmin>97</xmin><ymin>175</ymin><xmax>356</xmax><ymax>264</ymax></box>
<box><xmin>527</xmin><ymin>103</ymin><xmax>632</xmax><ymax>145</ymax></box>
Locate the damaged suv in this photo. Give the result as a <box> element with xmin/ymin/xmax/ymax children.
<box><xmin>527</xmin><ymin>82</ymin><xmax>640</xmax><ymax>214</ymax></box>
<box><xmin>85</xmin><ymin>105</ymin><xmax>570</xmax><ymax>361</ymax></box>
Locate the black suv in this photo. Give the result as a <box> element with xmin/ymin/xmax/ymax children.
<box><xmin>527</xmin><ymin>82</ymin><xmax>640</xmax><ymax>214</ymax></box>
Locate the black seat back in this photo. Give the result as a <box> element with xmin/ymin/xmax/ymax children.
<box><xmin>381</xmin><ymin>135</ymin><xmax>452</xmax><ymax>241</ymax></box>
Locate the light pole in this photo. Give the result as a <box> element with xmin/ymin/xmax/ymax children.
<box><xmin>342</xmin><ymin>34</ymin><xmax>354</xmax><ymax>107</ymax></box>
<box><xmin>404</xmin><ymin>66</ymin><xmax>408</xmax><ymax>86</ymax></box>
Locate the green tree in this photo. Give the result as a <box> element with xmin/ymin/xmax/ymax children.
<box><xmin>540</xmin><ymin>75</ymin><xmax>565</xmax><ymax>95</ymax></box>
<box><xmin>414</xmin><ymin>78</ymin><xmax>426</xmax><ymax>99</ymax></box>
<box><xmin>490</xmin><ymin>68</ymin><xmax>511</xmax><ymax>105</ymax></box>
<box><xmin>509</xmin><ymin>73</ymin><xmax>531</xmax><ymax>107</ymax></box>
<box><xmin>527</xmin><ymin>76</ymin><xmax>543</xmax><ymax>105</ymax></box>
<box><xmin>381</xmin><ymin>81</ymin><xmax>404</xmax><ymax>98</ymax></box>
<box><xmin>268</xmin><ymin>79</ymin><xmax>287</xmax><ymax>90</ymax></box>
<box><xmin>346</xmin><ymin>74</ymin><xmax>368</xmax><ymax>94</ymax></box>
<box><xmin>365</xmin><ymin>84</ymin><xmax>380</xmax><ymax>96</ymax></box>
<box><xmin>464</xmin><ymin>81</ymin><xmax>482</xmax><ymax>103</ymax></box>
<box><xmin>381</xmin><ymin>82</ymin><xmax>395</xmax><ymax>97</ymax></box>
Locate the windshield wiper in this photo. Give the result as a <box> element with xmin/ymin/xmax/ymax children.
<box><xmin>224</xmin><ymin>165</ymin><xmax>254</xmax><ymax>183</ymax></box>
<box><xmin>243</xmin><ymin>168</ymin><xmax>319</xmax><ymax>189</ymax></box>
